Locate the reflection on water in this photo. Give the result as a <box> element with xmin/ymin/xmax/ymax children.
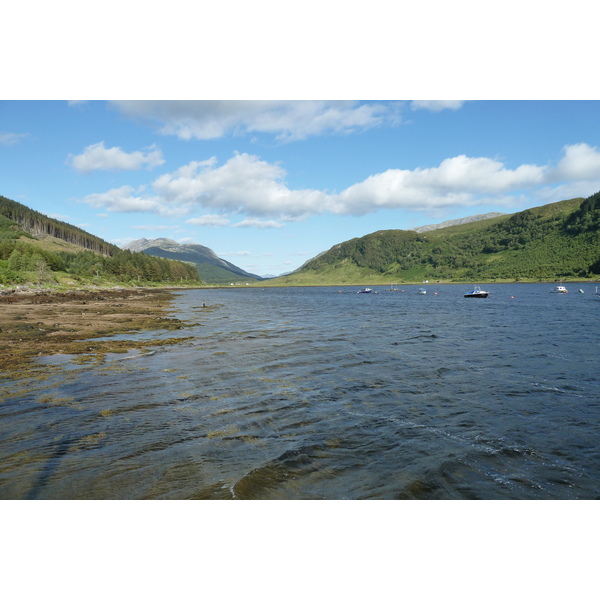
<box><xmin>1</xmin><ymin>284</ymin><xmax>599</xmax><ymax>499</ymax></box>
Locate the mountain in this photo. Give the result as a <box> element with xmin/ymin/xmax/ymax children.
<box><xmin>0</xmin><ymin>195</ymin><xmax>201</xmax><ymax>287</ymax></box>
<box><xmin>123</xmin><ymin>238</ymin><xmax>263</xmax><ymax>284</ymax></box>
<box><xmin>412</xmin><ymin>212</ymin><xmax>506</xmax><ymax>233</ymax></box>
<box><xmin>269</xmin><ymin>193</ymin><xmax>600</xmax><ymax>285</ymax></box>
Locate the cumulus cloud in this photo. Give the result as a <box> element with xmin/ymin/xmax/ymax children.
<box><xmin>78</xmin><ymin>143</ymin><xmax>600</xmax><ymax>222</ymax></box>
<box><xmin>67</xmin><ymin>141</ymin><xmax>164</xmax><ymax>172</ymax></box>
<box><xmin>111</xmin><ymin>100</ymin><xmax>401</xmax><ymax>141</ymax></box>
<box><xmin>411</xmin><ymin>100</ymin><xmax>466</xmax><ymax>112</ymax></box>
<box><xmin>333</xmin><ymin>155</ymin><xmax>547</xmax><ymax>214</ymax></box>
<box><xmin>151</xmin><ymin>153</ymin><xmax>329</xmax><ymax>217</ymax></box>
<box><xmin>552</xmin><ymin>143</ymin><xmax>600</xmax><ymax>180</ymax></box>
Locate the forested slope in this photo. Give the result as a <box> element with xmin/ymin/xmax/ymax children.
<box><xmin>0</xmin><ymin>195</ymin><xmax>201</xmax><ymax>287</ymax></box>
<box><xmin>276</xmin><ymin>193</ymin><xmax>600</xmax><ymax>284</ymax></box>
<box><xmin>0</xmin><ymin>195</ymin><xmax>117</xmax><ymax>255</ymax></box>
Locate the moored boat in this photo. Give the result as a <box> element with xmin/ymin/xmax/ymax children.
<box><xmin>418</xmin><ymin>288</ymin><xmax>427</xmax><ymax>295</ymax></box>
<box><xmin>357</xmin><ymin>288</ymin><xmax>373</xmax><ymax>294</ymax></box>
<box><xmin>464</xmin><ymin>285</ymin><xmax>489</xmax><ymax>298</ymax></box>
<box><xmin>551</xmin><ymin>285</ymin><xmax>568</xmax><ymax>293</ymax></box>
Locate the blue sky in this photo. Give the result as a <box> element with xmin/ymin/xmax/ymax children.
<box><xmin>2</xmin><ymin>100</ymin><xmax>600</xmax><ymax>277</ymax></box>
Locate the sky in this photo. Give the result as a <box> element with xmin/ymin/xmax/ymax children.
<box><xmin>2</xmin><ymin>99</ymin><xmax>600</xmax><ymax>277</ymax></box>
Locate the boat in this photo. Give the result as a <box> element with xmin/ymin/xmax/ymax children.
<box><xmin>418</xmin><ymin>288</ymin><xmax>427</xmax><ymax>295</ymax></box>
<box><xmin>464</xmin><ymin>285</ymin><xmax>489</xmax><ymax>298</ymax></box>
<box><xmin>551</xmin><ymin>285</ymin><xmax>568</xmax><ymax>293</ymax></box>
<box><xmin>357</xmin><ymin>288</ymin><xmax>373</xmax><ymax>294</ymax></box>
<box><xmin>579</xmin><ymin>289</ymin><xmax>585</xmax><ymax>294</ymax></box>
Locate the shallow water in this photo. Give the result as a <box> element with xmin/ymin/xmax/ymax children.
<box><xmin>1</xmin><ymin>283</ymin><xmax>599</xmax><ymax>499</ymax></box>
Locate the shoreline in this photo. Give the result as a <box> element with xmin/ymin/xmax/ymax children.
<box><xmin>0</xmin><ymin>287</ymin><xmax>198</xmax><ymax>377</ymax></box>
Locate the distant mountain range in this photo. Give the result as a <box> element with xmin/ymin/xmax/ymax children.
<box><xmin>123</xmin><ymin>238</ymin><xmax>263</xmax><ymax>284</ymax></box>
<box><xmin>412</xmin><ymin>212</ymin><xmax>506</xmax><ymax>233</ymax></box>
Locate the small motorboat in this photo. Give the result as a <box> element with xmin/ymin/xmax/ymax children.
<box><xmin>357</xmin><ymin>288</ymin><xmax>373</xmax><ymax>294</ymax></box>
<box><xmin>551</xmin><ymin>285</ymin><xmax>568</xmax><ymax>293</ymax></box>
<box><xmin>417</xmin><ymin>288</ymin><xmax>427</xmax><ymax>295</ymax></box>
<box><xmin>464</xmin><ymin>285</ymin><xmax>489</xmax><ymax>298</ymax></box>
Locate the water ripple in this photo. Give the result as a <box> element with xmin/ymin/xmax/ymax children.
<box><xmin>1</xmin><ymin>283</ymin><xmax>600</xmax><ymax>499</ymax></box>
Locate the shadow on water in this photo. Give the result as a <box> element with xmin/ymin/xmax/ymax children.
<box><xmin>25</xmin><ymin>436</ymin><xmax>77</xmax><ymax>500</ymax></box>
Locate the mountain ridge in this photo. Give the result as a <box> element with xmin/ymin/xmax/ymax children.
<box><xmin>123</xmin><ymin>237</ymin><xmax>263</xmax><ymax>283</ymax></box>
<box><xmin>411</xmin><ymin>212</ymin><xmax>506</xmax><ymax>233</ymax></box>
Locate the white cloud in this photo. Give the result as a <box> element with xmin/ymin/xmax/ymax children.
<box><xmin>186</xmin><ymin>214</ymin><xmax>231</xmax><ymax>227</ymax></box>
<box><xmin>81</xmin><ymin>185</ymin><xmax>169</xmax><ymax>214</ymax></box>
<box><xmin>111</xmin><ymin>100</ymin><xmax>401</xmax><ymax>141</ymax></box>
<box><xmin>234</xmin><ymin>218</ymin><xmax>284</xmax><ymax>229</ymax></box>
<box><xmin>78</xmin><ymin>143</ymin><xmax>600</xmax><ymax>221</ymax></box>
<box><xmin>333</xmin><ymin>155</ymin><xmax>547</xmax><ymax>214</ymax></box>
<box><xmin>67</xmin><ymin>141</ymin><xmax>164</xmax><ymax>172</ymax></box>
<box><xmin>552</xmin><ymin>143</ymin><xmax>600</xmax><ymax>180</ymax></box>
<box><xmin>411</xmin><ymin>100</ymin><xmax>466</xmax><ymax>112</ymax></box>
<box><xmin>0</xmin><ymin>131</ymin><xmax>28</xmax><ymax>145</ymax></box>
<box><xmin>219</xmin><ymin>250</ymin><xmax>252</xmax><ymax>257</ymax></box>
<box><xmin>48</xmin><ymin>213</ymin><xmax>72</xmax><ymax>222</ymax></box>
<box><xmin>132</xmin><ymin>224</ymin><xmax>180</xmax><ymax>231</ymax></box>
<box><xmin>152</xmin><ymin>153</ymin><xmax>329</xmax><ymax>217</ymax></box>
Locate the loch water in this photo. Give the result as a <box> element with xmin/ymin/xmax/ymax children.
<box><xmin>1</xmin><ymin>283</ymin><xmax>599</xmax><ymax>500</ymax></box>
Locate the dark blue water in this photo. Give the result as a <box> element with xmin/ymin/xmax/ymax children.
<box><xmin>1</xmin><ymin>283</ymin><xmax>599</xmax><ymax>499</ymax></box>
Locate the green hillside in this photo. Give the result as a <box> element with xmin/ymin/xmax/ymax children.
<box><xmin>0</xmin><ymin>195</ymin><xmax>201</xmax><ymax>288</ymax></box>
<box><xmin>269</xmin><ymin>193</ymin><xmax>600</xmax><ymax>285</ymax></box>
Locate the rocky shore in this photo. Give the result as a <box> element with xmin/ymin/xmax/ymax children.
<box><xmin>0</xmin><ymin>287</ymin><xmax>195</xmax><ymax>377</ymax></box>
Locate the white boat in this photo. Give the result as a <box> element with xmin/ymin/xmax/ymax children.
<box><xmin>357</xmin><ymin>288</ymin><xmax>373</xmax><ymax>294</ymax></box>
<box><xmin>464</xmin><ymin>285</ymin><xmax>489</xmax><ymax>298</ymax></box>
<box><xmin>551</xmin><ymin>285</ymin><xmax>568</xmax><ymax>293</ymax></box>
<box><xmin>418</xmin><ymin>288</ymin><xmax>427</xmax><ymax>294</ymax></box>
